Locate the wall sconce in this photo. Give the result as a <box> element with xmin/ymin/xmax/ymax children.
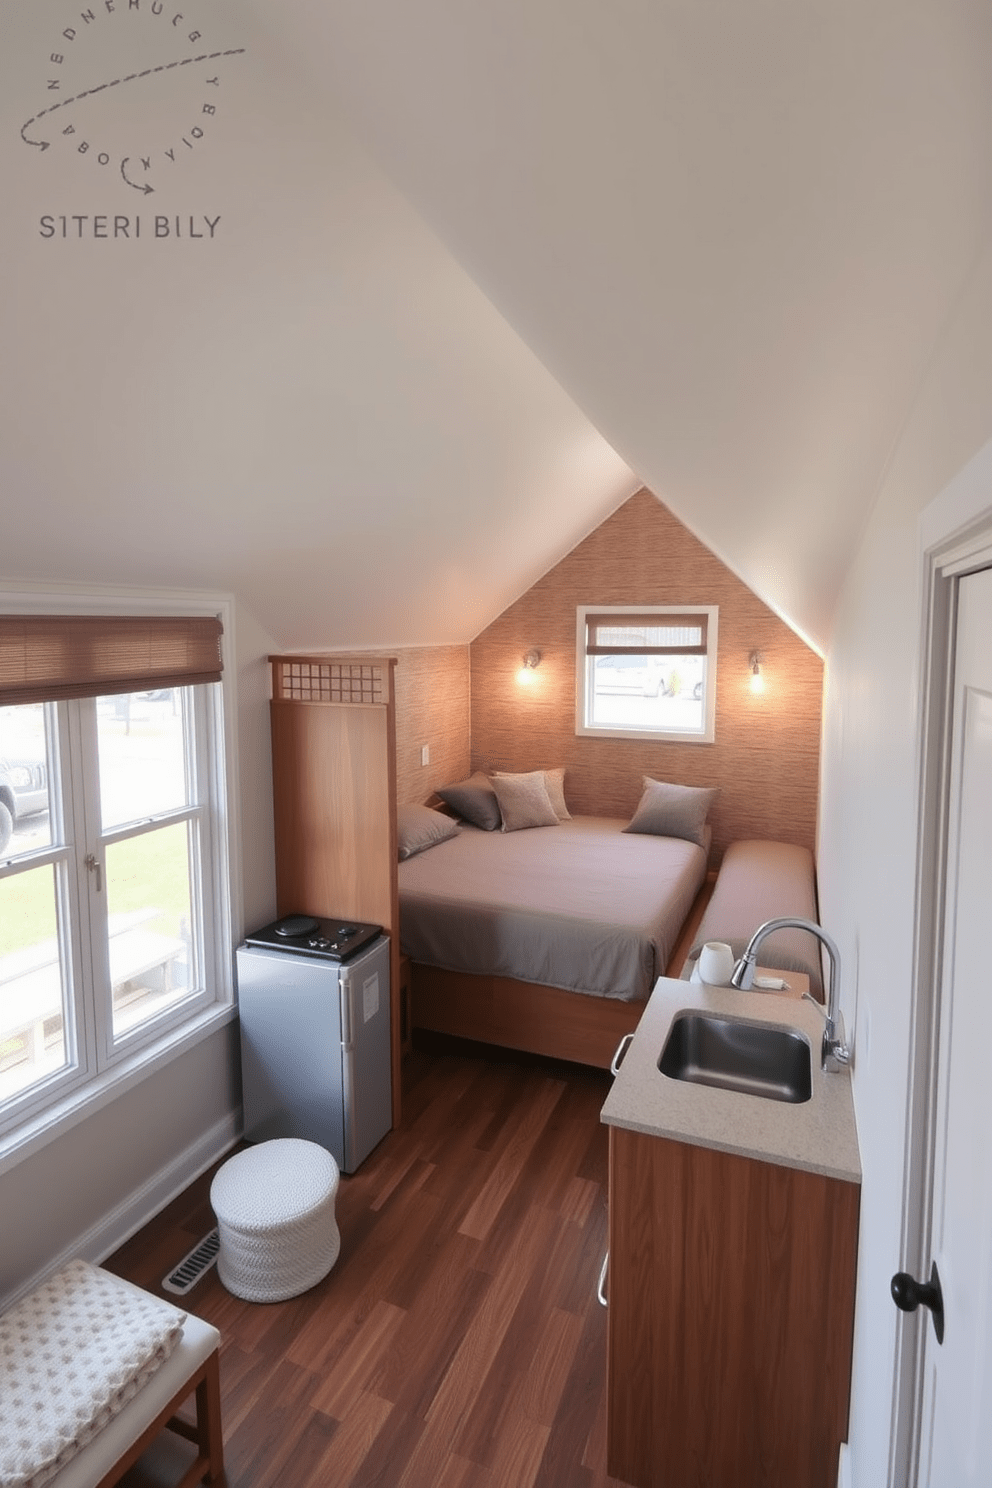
<box><xmin>749</xmin><ymin>652</ymin><xmax>765</xmax><ymax>695</ymax></box>
<box><xmin>518</xmin><ymin>649</ymin><xmax>541</xmax><ymax>684</ymax></box>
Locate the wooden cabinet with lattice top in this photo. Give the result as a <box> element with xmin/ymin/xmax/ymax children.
<box><xmin>268</xmin><ymin>653</ymin><xmax>401</xmax><ymax>1123</ymax></box>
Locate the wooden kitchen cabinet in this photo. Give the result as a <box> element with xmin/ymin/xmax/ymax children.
<box><xmin>606</xmin><ymin>1125</ymin><xmax>860</xmax><ymax>1488</ymax></box>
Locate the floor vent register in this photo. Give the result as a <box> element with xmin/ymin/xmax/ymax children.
<box><xmin>162</xmin><ymin>1228</ymin><xmax>220</xmax><ymax>1295</ymax></box>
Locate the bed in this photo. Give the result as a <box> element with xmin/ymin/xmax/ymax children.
<box><xmin>398</xmin><ymin>774</ymin><xmax>713</xmax><ymax>1068</ymax></box>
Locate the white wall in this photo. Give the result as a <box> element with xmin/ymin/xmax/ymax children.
<box><xmin>232</xmin><ymin>600</ymin><xmax>280</xmax><ymax>936</ymax></box>
<box><xmin>819</xmin><ymin>241</ymin><xmax>992</xmax><ymax>1485</ymax></box>
<box><xmin>0</xmin><ymin>596</ymin><xmax>279</xmax><ymax>1305</ymax></box>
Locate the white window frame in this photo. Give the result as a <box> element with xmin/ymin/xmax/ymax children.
<box><xmin>575</xmin><ymin>604</ymin><xmax>719</xmax><ymax>743</ymax></box>
<box><xmin>0</xmin><ymin>585</ymin><xmax>240</xmax><ymax>1174</ymax></box>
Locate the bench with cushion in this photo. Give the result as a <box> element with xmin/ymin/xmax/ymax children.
<box><xmin>682</xmin><ymin>839</ymin><xmax>823</xmax><ymax>1000</ymax></box>
<box><xmin>0</xmin><ymin>1259</ymin><xmax>222</xmax><ymax>1488</ymax></box>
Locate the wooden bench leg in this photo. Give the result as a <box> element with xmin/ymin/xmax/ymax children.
<box><xmin>197</xmin><ymin>1349</ymin><xmax>224</xmax><ymax>1483</ymax></box>
<box><xmin>94</xmin><ymin>1347</ymin><xmax>224</xmax><ymax>1488</ymax></box>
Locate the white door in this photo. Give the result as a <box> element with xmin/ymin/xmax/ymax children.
<box><xmin>915</xmin><ymin>566</ymin><xmax>992</xmax><ymax>1484</ymax></box>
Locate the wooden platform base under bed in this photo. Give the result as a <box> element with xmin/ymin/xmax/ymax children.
<box><xmin>410</xmin><ymin>965</ymin><xmax>644</xmax><ymax>1070</ymax></box>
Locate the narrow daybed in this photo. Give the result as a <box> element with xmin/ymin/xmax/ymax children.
<box><xmin>681</xmin><ymin>838</ymin><xmax>823</xmax><ymax>1000</ymax></box>
<box><xmin>398</xmin><ymin>771</ymin><xmax>714</xmax><ymax>1068</ymax></box>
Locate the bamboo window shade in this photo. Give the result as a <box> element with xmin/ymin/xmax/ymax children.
<box><xmin>0</xmin><ymin>615</ymin><xmax>224</xmax><ymax>705</ymax></box>
<box><xmin>584</xmin><ymin>612</ymin><xmax>709</xmax><ymax>656</ymax></box>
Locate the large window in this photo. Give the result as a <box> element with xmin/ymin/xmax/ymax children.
<box><xmin>0</xmin><ymin>612</ymin><xmax>233</xmax><ymax>1149</ymax></box>
<box><xmin>575</xmin><ymin>605</ymin><xmax>719</xmax><ymax>742</ymax></box>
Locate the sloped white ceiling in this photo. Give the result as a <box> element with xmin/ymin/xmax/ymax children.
<box><xmin>0</xmin><ymin>0</ymin><xmax>636</xmax><ymax>649</ymax></box>
<box><xmin>263</xmin><ymin>0</ymin><xmax>992</xmax><ymax>651</ymax></box>
<box><xmin>3</xmin><ymin>2</ymin><xmax>991</xmax><ymax>652</ymax></box>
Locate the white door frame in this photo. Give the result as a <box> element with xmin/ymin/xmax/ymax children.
<box><xmin>890</xmin><ymin>446</ymin><xmax>992</xmax><ymax>1487</ymax></box>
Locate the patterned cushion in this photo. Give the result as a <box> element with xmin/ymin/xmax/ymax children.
<box><xmin>489</xmin><ymin>772</ymin><xmax>560</xmax><ymax>832</ymax></box>
<box><xmin>0</xmin><ymin>1260</ymin><xmax>186</xmax><ymax>1488</ymax></box>
<box><xmin>493</xmin><ymin>768</ymin><xmax>571</xmax><ymax>822</ymax></box>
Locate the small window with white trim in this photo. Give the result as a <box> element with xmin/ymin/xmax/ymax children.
<box><xmin>576</xmin><ymin>606</ymin><xmax>718</xmax><ymax>742</ymax></box>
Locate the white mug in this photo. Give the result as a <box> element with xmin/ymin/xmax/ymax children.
<box><xmin>698</xmin><ymin>940</ymin><xmax>735</xmax><ymax>986</ymax></box>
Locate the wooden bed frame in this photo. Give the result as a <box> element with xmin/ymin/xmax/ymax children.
<box><xmin>411</xmin><ymin>966</ymin><xmax>643</xmax><ymax>1069</ymax></box>
<box><xmin>410</xmin><ymin>871</ymin><xmax>714</xmax><ymax>1070</ymax></box>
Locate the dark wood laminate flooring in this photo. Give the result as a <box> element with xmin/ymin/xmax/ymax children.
<box><xmin>106</xmin><ymin>1037</ymin><xmax>635</xmax><ymax>1488</ymax></box>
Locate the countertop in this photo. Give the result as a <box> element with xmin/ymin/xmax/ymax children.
<box><xmin>600</xmin><ymin>975</ymin><xmax>862</xmax><ymax>1184</ymax></box>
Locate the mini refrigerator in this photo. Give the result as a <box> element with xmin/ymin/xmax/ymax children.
<box><xmin>236</xmin><ymin>914</ymin><xmax>392</xmax><ymax>1173</ymax></box>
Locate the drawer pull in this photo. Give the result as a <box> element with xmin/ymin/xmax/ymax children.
<box><xmin>597</xmin><ymin>1251</ymin><xmax>609</xmax><ymax>1307</ymax></box>
<box><xmin>610</xmin><ymin>1033</ymin><xmax>634</xmax><ymax>1076</ymax></box>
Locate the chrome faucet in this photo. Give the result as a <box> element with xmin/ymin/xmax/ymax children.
<box><xmin>730</xmin><ymin>917</ymin><xmax>851</xmax><ymax>1072</ymax></box>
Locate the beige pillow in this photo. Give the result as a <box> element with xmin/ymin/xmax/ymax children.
<box><xmin>494</xmin><ymin>767</ymin><xmax>571</xmax><ymax>821</ymax></box>
<box><xmin>490</xmin><ymin>771</ymin><xmax>560</xmax><ymax>832</ymax></box>
<box><xmin>623</xmin><ymin>776</ymin><xmax>718</xmax><ymax>848</ymax></box>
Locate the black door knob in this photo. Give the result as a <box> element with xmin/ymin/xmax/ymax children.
<box><xmin>891</xmin><ymin>1260</ymin><xmax>944</xmax><ymax>1345</ymax></box>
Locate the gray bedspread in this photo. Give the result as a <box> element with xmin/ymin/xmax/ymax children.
<box><xmin>398</xmin><ymin>815</ymin><xmax>708</xmax><ymax>1002</ymax></box>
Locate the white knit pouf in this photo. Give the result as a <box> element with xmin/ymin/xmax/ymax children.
<box><xmin>210</xmin><ymin>1139</ymin><xmax>341</xmax><ymax>1303</ymax></box>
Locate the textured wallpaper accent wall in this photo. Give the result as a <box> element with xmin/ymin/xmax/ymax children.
<box><xmin>393</xmin><ymin>645</ymin><xmax>471</xmax><ymax>805</ymax></box>
<box><xmin>469</xmin><ymin>489</ymin><xmax>823</xmax><ymax>863</ymax></box>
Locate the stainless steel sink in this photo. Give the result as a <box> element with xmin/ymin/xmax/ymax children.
<box><xmin>658</xmin><ymin>1011</ymin><xmax>812</xmax><ymax>1104</ymax></box>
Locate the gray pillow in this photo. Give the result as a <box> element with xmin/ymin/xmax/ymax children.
<box><xmin>490</xmin><ymin>771</ymin><xmax>560</xmax><ymax>832</ymax></box>
<box><xmin>435</xmin><ymin>772</ymin><xmax>502</xmax><ymax>831</ymax></box>
<box><xmin>397</xmin><ymin>804</ymin><xmax>461</xmax><ymax>860</ymax></box>
<box><xmin>623</xmin><ymin>776</ymin><xmax>717</xmax><ymax>848</ymax></box>
<box><xmin>494</xmin><ymin>767</ymin><xmax>571</xmax><ymax>821</ymax></box>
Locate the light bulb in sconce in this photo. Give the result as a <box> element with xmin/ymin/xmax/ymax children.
<box><xmin>749</xmin><ymin>653</ymin><xmax>765</xmax><ymax>694</ymax></box>
<box><xmin>518</xmin><ymin>648</ymin><xmax>541</xmax><ymax>685</ymax></box>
